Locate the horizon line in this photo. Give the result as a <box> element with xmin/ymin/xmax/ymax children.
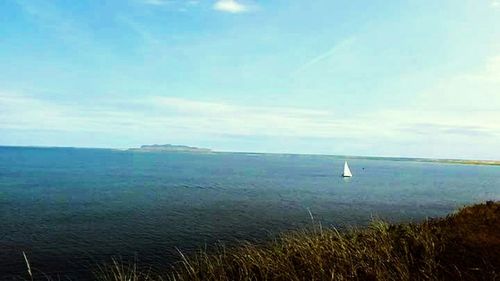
<box><xmin>1</xmin><ymin>144</ymin><xmax>499</xmax><ymax>163</ymax></box>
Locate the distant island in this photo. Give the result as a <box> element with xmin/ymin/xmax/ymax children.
<box><xmin>128</xmin><ymin>144</ymin><xmax>212</xmax><ymax>153</ymax></box>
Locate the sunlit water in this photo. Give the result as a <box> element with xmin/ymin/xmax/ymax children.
<box><xmin>1</xmin><ymin>147</ymin><xmax>499</xmax><ymax>279</ymax></box>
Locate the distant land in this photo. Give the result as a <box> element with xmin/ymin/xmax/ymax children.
<box><xmin>340</xmin><ymin>156</ymin><xmax>500</xmax><ymax>166</ymax></box>
<box><xmin>423</xmin><ymin>159</ymin><xmax>500</xmax><ymax>166</ymax></box>
<box><xmin>126</xmin><ymin>145</ymin><xmax>499</xmax><ymax>165</ymax></box>
<box><xmin>0</xmin><ymin>145</ymin><xmax>498</xmax><ymax>165</ymax></box>
<box><xmin>128</xmin><ymin>144</ymin><xmax>212</xmax><ymax>153</ymax></box>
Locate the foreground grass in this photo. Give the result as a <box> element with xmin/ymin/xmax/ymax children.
<box><xmin>93</xmin><ymin>201</ymin><xmax>499</xmax><ymax>281</ymax></box>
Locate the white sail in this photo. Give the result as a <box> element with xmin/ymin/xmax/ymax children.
<box><xmin>342</xmin><ymin>161</ymin><xmax>352</xmax><ymax>177</ymax></box>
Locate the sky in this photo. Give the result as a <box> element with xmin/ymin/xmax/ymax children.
<box><xmin>0</xmin><ymin>0</ymin><xmax>499</xmax><ymax>159</ymax></box>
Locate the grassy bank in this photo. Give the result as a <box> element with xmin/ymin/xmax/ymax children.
<box><xmin>92</xmin><ymin>201</ymin><xmax>499</xmax><ymax>281</ymax></box>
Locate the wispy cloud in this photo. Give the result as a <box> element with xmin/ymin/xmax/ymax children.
<box><xmin>400</xmin><ymin>123</ymin><xmax>494</xmax><ymax>137</ymax></box>
<box><xmin>2</xmin><ymin>89</ymin><xmax>498</xmax><ymax>140</ymax></box>
<box><xmin>292</xmin><ymin>37</ymin><xmax>356</xmax><ymax>76</ymax></box>
<box><xmin>213</xmin><ymin>0</ymin><xmax>248</xmax><ymax>13</ymax></box>
<box><xmin>416</xmin><ymin>55</ymin><xmax>500</xmax><ymax>112</ymax></box>
<box><xmin>141</xmin><ymin>0</ymin><xmax>171</xmax><ymax>5</ymax></box>
<box><xmin>2</xmin><ymin>87</ymin><xmax>500</xmax><ymax>157</ymax></box>
<box><xmin>140</xmin><ymin>0</ymin><xmax>200</xmax><ymax>6</ymax></box>
<box><xmin>15</xmin><ymin>1</ymin><xmax>90</xmax><ymax>45</ymax></box>
<box><xmin>1</xmin><ymin>54</ymin><xmax>500</xmax><ymax>157</ymax></box>
<box><xmin>139</xmin><ymin>0</ymin><xmax>201</xmax><ymax>13</ymax></box>
<box><xmin>13</xmin><ymin>0</ymin><xmax>112</xmax><ymax>59</ymax></box>
<box><xmin>0</xmin><ymin>93</ymin><xmax>344</xmax><ymax>138</ymax></box>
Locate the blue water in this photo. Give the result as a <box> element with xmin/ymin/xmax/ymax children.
<box><xmin>0</xmin><ymin>146</ymin><xmax>499</xmax><ymax>279</ymax></box>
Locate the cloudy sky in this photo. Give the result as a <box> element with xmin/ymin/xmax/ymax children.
<box><xmin>0</xmin><ymin>0</ymin><xmax>499</xmax><ymax>159</ymax></box>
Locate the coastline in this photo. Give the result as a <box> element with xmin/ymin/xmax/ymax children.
<box><xmin>424</xmin><ymin>159</ymin><xmax>500</xmax><ymax>166</ymax></box>
<box><xmin>1</xmin><ymin>145</ymin><xmax>498</xmax><ymax>166</ymax></box>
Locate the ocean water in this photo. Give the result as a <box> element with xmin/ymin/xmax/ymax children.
<box><xmin>0</xmin><ymin>146</ymin><xmax>499</xmax><ymax>279</ymax></box>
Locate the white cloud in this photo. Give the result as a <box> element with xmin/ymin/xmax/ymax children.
<box><xmin>0</xmin><ymin>92</ymin><xmax>371</xmax><ymax>140</ymax></box>
<box><xmin>416</xmin><ymin>55</ymin><xmax>500</xmax><ymax>113</ymax></box>
<box><xmin>1</xmin><ymin>56</ymin><xmax>499</xmax><ymax>158</ymax></box>
<box><xmin>213</xmin><ymin>0</ymin><xmax>248</xmax><ymax>13</ymax></box>
<box><xmin>1</xmin><ymin>89</ymin><xmax>499</xmax><ymax>158</ymax></box>
<box><xmin>492</xmin><ymin>0</ymin><xmax>500</xmax><ymax>8</ymax></box>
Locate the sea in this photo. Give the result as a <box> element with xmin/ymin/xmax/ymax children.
<box><xmin>0</xmin><ymin>146</ymin><xmax>499</xmax><ymax>280</ymax></box>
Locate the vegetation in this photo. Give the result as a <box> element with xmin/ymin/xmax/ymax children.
<box><xmin>89</xmin><ymin>201</ymin><xmax>500</xmax><ymax>281</ymax></box>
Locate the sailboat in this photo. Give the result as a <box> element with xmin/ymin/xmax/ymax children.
<box><xmin>342</xmin><ymin>161</ymin><xmax>353</xmax><ymax>177</ymax></box>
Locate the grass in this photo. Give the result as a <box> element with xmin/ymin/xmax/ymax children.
<box><xmin>21</xmin><ymin>201</ymin><xmax>499</xmax><ymax>281</ymax></box>
<box><xmin>91</xmin><ymin>201</ymin><xmax>500</xmax><ymax>281</ymax></box>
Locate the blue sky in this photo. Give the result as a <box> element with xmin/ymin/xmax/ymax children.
<box><xmin>1</xmin><ymin>0</ymin><xmax>499</xmax><ymax>159</ymax></box>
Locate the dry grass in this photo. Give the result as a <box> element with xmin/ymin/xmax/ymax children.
<box><xmin>52</xmin><ymin>201</ymin><xmax>500</xmax><ymax>281</ymax></box>
<box><xmin>165</xmin><ymin>221</ymin><xmax>441</xmax><ymax>281</ymax></box>
<box><xmin>94</xmin><ymin>258</ymin><xmax>156</xmax><ymax>281</ymax></box>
